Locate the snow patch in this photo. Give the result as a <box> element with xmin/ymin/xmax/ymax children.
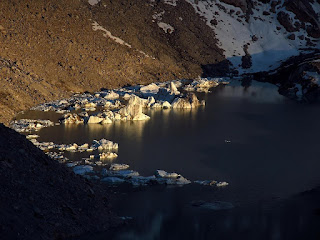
<box><xmin>186</xmin><ymin>0</ymin><xmax>315</xmax><ymax>74</ymax></box>
<box><xmin>92</xmin><ymin>21</ymin><xmax>132</xmax><ymax>48</ymax></box>
<box><xmin>164</xmin><ymin>0</ymin><xmax>178</xmax><ymax>7</ymax></box>
<box><xmin>88</xmin><ymin>0</ymin><xmax>101</xmax><ymax>6</ymax></box>
<box><xmin>157</xmin><ymin>22</ymin><xmax>175</xmax><ymax>34</ymax></box>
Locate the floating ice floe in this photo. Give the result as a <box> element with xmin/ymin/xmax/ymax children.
<box><xmin>101</xmin><ymin>177</ymin><xmax>126</xmax><ymax>184</ymax></box>
<box><xmin>10</xmin><ymin>119</ymin><xmax>54</xmax><ymax>133</ymax></box>
<box><xmin>45</xmin><ymin>152</ymin><xmax>69</xmax><ymax>163</ymax></box>
<box><xmin>26</xmin><ymin>134</ymin><xmax>40</xmax><ymax>139</ymax></box>
<box><xmin>183</xmin><ymin>77</ymin><xmax>228</xmax><ymax>93</ymax></box>
<box><xmin>61</xmin><ymin>113</ymin><xmax>85</xmax><ymax>124</ymax></box>
<box><xmin>118</xmin><ymin>95</ymin><xmax>150</xmax><ymax>121</ymax></box>
<box><xmin>29</xmin><ymin>138</ymin><xmax>118</xmax><ymax>155</ymax></box>
<box><xmin>194</xmin><ymin>180</ymin><xmax>229</xmax><ymax>187</ymax></box>
<box><xmin>90</xmin><ymin>152</ymin><xmax>118</xmax><ymax>160</ymax></box>
<box><xmin>140</xmin><ymin>83</ymin><xmax>160</xmax><ymax>97</ymax></box>
<box><xmin>21</xmin><ymin>77</ymin><xmax>229</xmax><ymax>128</ymax></box>
<box><xmin>155</xmin><ymin>170</ymin><xmax>191</xmax><ymax>185</ymax></box>
<box><xmin>216</xmin><ymin>181</ymin><xmax>229</xmax><ymax>187</ymax></box>
<box><xmin>109</xmin><ymin>163</ymin><xmax>130</xmax><ymax>171</ymax></box>
<box><xmin>73</xmin><ymin>165</ymin><xmax>94</xmax><ymax>175</ymax></box>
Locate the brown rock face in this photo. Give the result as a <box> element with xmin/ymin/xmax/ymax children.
<box><xmin>284</xmin><ymin>0</ymin><xmax>320</xmax><ymax>38</ymax></box>
<box><xmin>277</xmin><ymin>11</ymin><xmax>297</xmax><ymax>32</ymax></box>
<box><xmin>0</xmin><ymin>0</ymin><xmax>225</xmax><ymax>124</ymax></box>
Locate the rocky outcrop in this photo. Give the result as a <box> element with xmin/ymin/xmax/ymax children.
<box><xmin>0</xmin><ymin>124</ymin><xmax>119</xmax><ymax>239</ymax></box>
<box><xmin>254</xmin><ymin>52</ymin><xmax>320</xmax><ymax>101</ymax></box>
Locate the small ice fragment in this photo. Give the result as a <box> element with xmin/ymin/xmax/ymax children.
<box><xmin>73</xmin><ymin>165</ymin><xmax>94</xmax><ymax>175</ymax></box>
<box><xmin>216</xmin><ymin>181</ymin><xmax>229</xmax><ymax>187</ymax></box>
<box><xmin>109</xmin><ymin>163</ymin><xmax>129</xmax><ymax>171</ymax></box>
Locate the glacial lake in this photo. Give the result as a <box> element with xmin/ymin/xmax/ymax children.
<box><xmin>19</xmin><ymin>80</ymin><xmax>320</xmax><ymax>239</ymax></box>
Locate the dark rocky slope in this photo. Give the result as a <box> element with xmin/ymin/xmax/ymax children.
<box><xmin>0</xmin><ymin>124</ymin><xmax>120</xmax><ymax>239</ymax></box>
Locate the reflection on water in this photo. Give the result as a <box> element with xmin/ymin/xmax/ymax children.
<box><xmin>18</xmin><ymin>80</ymin><xmax>320</xmax><ymax>239</ymax></box>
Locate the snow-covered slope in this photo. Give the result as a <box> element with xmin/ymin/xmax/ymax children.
<box><xmin>185</xmin><ymin>0</ymin><xmax>319</xmax><ymax>74</ymax></box>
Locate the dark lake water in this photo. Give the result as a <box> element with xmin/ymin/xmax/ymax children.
<box><xmin>20</xmin><ymin>81</ymin><xmax>320</xmax><ymax>239</ymax></box>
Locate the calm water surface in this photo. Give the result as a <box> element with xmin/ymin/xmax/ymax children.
<box><xmin>21</xmin><ymin>81</ymin><xmax>320</xmax><ymax>239</ymax></box>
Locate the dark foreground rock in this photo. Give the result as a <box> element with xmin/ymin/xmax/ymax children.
<box><xmin>0</xmin><ymin>124</ymin><xmax>120</xmax><ymax>239</ymax></box>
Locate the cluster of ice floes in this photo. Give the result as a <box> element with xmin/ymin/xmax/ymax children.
<box><xmin>10</xmin><ymin>119</ymin><xmax>55</xmax><ymax>133</ymax></box>
<box><xmin>25</xmin><ymin>78</ymin><xmax>229</xmax><ymax>128</ymax></box>
<box><xmin>11</xmin><ymin>78</ymin><xmax>230</xmax><ymax>189</ymax></box>
<box><xmin>30</xmin><ymin>138</ymin><xmax>118</xmax><ymax>153</ymax></box>
<box><xmin>183</xmin><ymin>78</ymin><xmax>229</xmax><ymax>93</ymax></box>
<box><xmin>71</xmin><ymin>162</ymin><xmax>229</xmax><ymax>188</ymax></box>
